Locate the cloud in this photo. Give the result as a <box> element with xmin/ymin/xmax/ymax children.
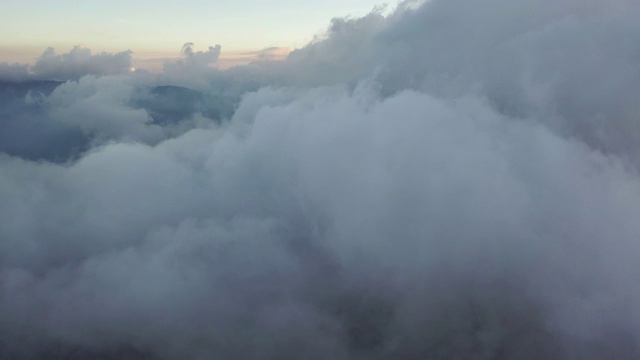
<box><xmin>2</xmin><ymin>0</ymin><xmax>640</xmax><ymax>358</ymax></box>
<box><xmin>3</xmin><ymin>85</ymin><xmax>640</xmax><ymax>358</ymax></box>
<box><xmin>252</xmin><ymin>47</ymin><xmax>292</xmax><ymax>61</ymax></box>
<box><xmin>0</xmin><ymin>75</ymin><xmax>228</xmax><ymax>162</ymax></box>
<box><xmin>259</xmin><ymin>0</ymin><xmax>640</xmax><ymax>164</ymax></box>
<box><xmin>0</xmin><ymin>62</ymin><xmax>30</xmax><ymax>82</ymax></box>
<box><xmin>32</xmin><ymin>45</ymin><xmax>133</xmax><ymax>81</ymax></box>
<box><xmin>1</xmin><ymin>45</ymin><xmax>134</xmax><ymax>83</ymax></box>
<box><xmin>45</xmin><ymin>76</ymin><xmax>164</xmax><ymax>144</ymax></box>
<box><xmin>162</xmin><ymin>43</ymin><xmax>222</xmax><ymax>72</ymax></box>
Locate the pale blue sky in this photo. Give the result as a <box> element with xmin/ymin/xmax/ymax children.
<box><xmin>0</xmin><ymin>0</ymin><xmax>388</xmax><ymax>64</ymax></box>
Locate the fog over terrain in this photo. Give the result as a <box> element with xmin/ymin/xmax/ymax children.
<box><xmin>2</xmin><ymin>0</ymin><xmax>640</xmax><ymax>358</ymax></box>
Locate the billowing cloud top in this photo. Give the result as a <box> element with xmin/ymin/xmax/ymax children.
<box><xmin>2</xmin><ymin>0</ymin><xmax>640</xmax><ymax>359</ymax></box>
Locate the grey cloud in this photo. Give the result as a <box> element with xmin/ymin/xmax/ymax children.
<box><xmin>162</xmin><ymin>43</ymin><xmax>222</xmax><ymax>73</ymax></box>
<box><xmin>0</xmin><ymin>45</ymin><xmax>134</xmax><ymax>83</ymax></box>
<box><xmin>180</xmin><ymin>43</ymin><xmax>222</xmax><ymax>66</ymax></box>
<box><xmin>240</xmin><ymin>0</ymin><xmax>640</xmax><ymax>165</ymax></box>
<box><xmin>2</xmin><ymin>86</ymin><xmax>640</xmax><ymax>358</ymax></box>
<box><xmin>253</xmin><ymin>47</ymin><xmax>291</xmax><ymax>61</ymax></box>
<box><xmin>32</xmin><ymin>45</ymin><xmax>133</xmax><ymax>81</ymax></box>
<box><xmin>0</xmin><ymin>75</ymin><xmax>230</xmax><ymax>162</ymax></box>
<box><xmin>45</xmin><ymin>76</ymin><xmax>164</xmax><ymax>144</ymax></box>
<box><xmin>0</xmin><ymin>79</ymin><xmax>89</xmax><ymax>162</ymax></box>
<box><xmin>0</xmin><ymin>62</ymin><xmax>30</xmax><ymax>82</ymax></box>
<box><xmin>2</xmin><ymin>0</ymin><xmax>640</xmax><ymax>358</ymax></box>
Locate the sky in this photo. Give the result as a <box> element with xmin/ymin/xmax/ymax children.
<box><xmin>2</xmin><ymin>0</ymin><xmax>640</xmax><ymax>358</ymax></box>
<box><xmin>0</xmin><ymin>0</ymin><xmax>387</xmax><ymax>65</ymax></box>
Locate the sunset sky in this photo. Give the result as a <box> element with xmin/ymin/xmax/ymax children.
<box><xmin>0</xmin><ymin>0</ymin><xmax>386</xmax><ymax>65</ymax></box>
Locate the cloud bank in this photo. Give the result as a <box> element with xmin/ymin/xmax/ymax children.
<box><xmin>2</xmin><ymin>0</ymin><xmax>640</xmax><ymax>358</ymax></box>
<box><xmin>33</xmin><ymin>45</ymin><xmax>133</xmax><ymax>81</ymax></box>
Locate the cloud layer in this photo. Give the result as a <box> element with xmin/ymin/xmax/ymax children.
<box><xmin>33</xmin><ymin>45</ymin><xmax>133</xmax><ymax>81</ymax></box>
<box><xmin>2</xmin><ymin>0</ymin><xmax>640</xmax><ymax>358</ymax></box>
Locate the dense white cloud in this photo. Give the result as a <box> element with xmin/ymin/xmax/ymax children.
<box><xmin>45</xmin><ymin>76</ymin><xmax>164</xmax><ymax>144</ymax></box>
<box><xmin>2</xmin><ymin>0</ymin><xmax>640</xmax><ymax>358</ymax></box>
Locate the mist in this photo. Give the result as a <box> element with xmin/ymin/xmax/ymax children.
<box><xmin>2</xmin><ymin>0</ymin><xmax>640</xmax><ymax>359</ymax></box>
